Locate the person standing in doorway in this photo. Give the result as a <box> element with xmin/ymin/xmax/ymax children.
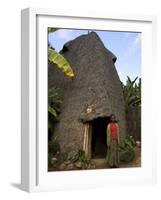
<box><xmin>106</xmin><ymin>114</ymin><xmax>120</xmax><ymax>168</ymax></box>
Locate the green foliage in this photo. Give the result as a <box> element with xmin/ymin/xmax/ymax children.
<box><xmin>48</xmin><ymin>27</ymin><xmax>58</xmax><ymax>34</ymax></box>
<box><xmin>75</xmin><ymin>150</ymin><xmax>90</xmax><ymax>169</ymax></box>
<box><xmin>124</xmin><ymin>135</ymin><xmax>135</xmax><ymax>151</ymax></box>
<box><xmin>66</xmin><ymin>151</ymin><xmax>79</xmax><ymax>162</ymax></box>
<box><xmin>48</xmin><ymin>105</ymin><xmax>57</xmax><ymax>118</ymax></box>
<box><xmin>48</xmin><ymin>140</ymin><xmax>60</xmax><ymax>167</ymax></box>
<box><xmin>78</xmin><ymin>150</ymin><xmax>88</xmax><ymax>163</ymax></box>
<box><xmin>48</xmin><ymin>86</ymin><xmax>63</xmax><ymax>141</ymax></box>
<box><xmin>48</xmin><ymin>27</ymin><xmax>75</xmax><ymax>78</ymax></box>
<box><xmin>48</xmin><ymin>86</ymin><xmax>63</xmax><ymax>120</ymax></box>
<box><xmin>48</xmin><ymin>153</ymin><xmax>53</xmax><ymax>166</ymax></box>
<box><xmin>48</xmin><ymin>47</ymin><xmax>75</xmax><ymax>77</ymax></box>
<box><xmin>119</xmin><ymin>135</ymin><xmax>135</xmax><ymax>162</ymax></box>
<box><xmin>122</xmin><ymin>77</ymin><xmax>141</xmax><ymax>140</ymax></box>
<box><xmin>120</xmin><ymin>149</ymin><xmax>135</xmax><ymax>162</ymax></box>
<box><xmin>64</xmin><ymin>150</ymin><xmax>90</xmax><ymax>169</ymax></box>
<box><xmin>48</xmin><ymin>140</ymin><xmax>60</xmax><ymax>155</ymax></box>
<box><xmin>122</xmin><ymin>76</ymin><xmax>141</xmax><ymax>107</ymax></box>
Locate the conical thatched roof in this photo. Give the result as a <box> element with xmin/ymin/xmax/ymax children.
<box><xmin>48</xmin><ymin>32</ymin><xmax>126</xmax><ymax>153</ymax></box>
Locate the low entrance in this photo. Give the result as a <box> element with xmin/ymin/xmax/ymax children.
<box><xmin>91</xmin><ymin>117</ymin><xmax>110</xmax><ymax>158</ymax></box>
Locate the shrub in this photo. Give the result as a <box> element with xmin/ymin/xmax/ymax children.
<box><xmin>119</xmin><ymin>135</ymin><xmax>135</xmax><ymax>162</ymax></box>
<box><xmin>78</xmin><ymin>150</ymin><xmax>88</xmax><ymax>163</ymax></box>
<box><xmin>66</xmin><ymin>151</ymin><xmax>79</xmax><ymax>162</ymax></box>
<box><xmin>48</xmin><ymin>140</ymin><xmax>60</xmax><ymax>155</ymax></box>
<box><xmin>77</xmin><ymin>150</ymin><xmax>90</xmax><ymax>169</ymax></box>
<box><xmin>120</xmin><ymin>149</ymin><xmax>135</xmax><ymax>162</ymax></box>
<box><xmin>64</xmin><ymin>149</ymin><xmax>90</xmax><ymax>169</ymax></box>
<box><xmin>124</xmin><ymin>135</ymin><xmax>135</xmax><ymax>150</ymax></box>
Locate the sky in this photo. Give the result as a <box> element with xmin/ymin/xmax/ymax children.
<box><xmin>48</xmin><ymin>29</ymin><xmax>141</xmax><ymax>84</ymax></box>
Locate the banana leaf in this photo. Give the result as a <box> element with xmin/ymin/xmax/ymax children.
<box><xmin>48</xmin><ymin>47</ymin><xmax>74</xmax><ymax>78</ymax></box>
<box><xmin>48</xmin><ymin>27</ymin><xmax>58</xmax><ymax>34</ymax></box>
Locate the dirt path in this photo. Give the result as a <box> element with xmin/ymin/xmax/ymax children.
<box><xmin>92</xmin><ymin>158</ymin><xmax>108</xmax><ymax>169</ymax></box>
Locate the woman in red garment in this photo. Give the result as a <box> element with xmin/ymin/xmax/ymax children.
<box><xmin>106</xmin><ymin>114</ymin><xmax>120</xmax><ymax>168</ymax></box>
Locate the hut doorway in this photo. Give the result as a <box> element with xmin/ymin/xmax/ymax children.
<box><xmin>91</xmin><ymin>117</ymin><xmax>110</xmax><ymax>158</ymax></box>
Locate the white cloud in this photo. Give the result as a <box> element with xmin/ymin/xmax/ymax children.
<box><xmin>56</xmin><ymin>29</ymin><xmax>73</xmax><ymax>41</ymax></box>
<box><xmin>117</xmin><ymin>70</ymin><xmax>126</xmax><ymax>84</ymax></box>
<box><xmin>128</xmin><ymin>34</ymin><xmax>141</xmax><ymax>55</ymax></box>
<box><xmin>121</xmin><ymin>34</ymin><xmax>141</xmax><ymax>61</ymax></box>
<box><xmin>118</xmin><ymin>71</ymin><xmax>122</xmax><ymax>76</ymax></box>
<box><xmin>133</xmin><ymin>34</ymin><xmax>141</xmax><ymax>48</ymax></box>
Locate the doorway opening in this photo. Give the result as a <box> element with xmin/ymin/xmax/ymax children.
<box><xmin>91</xmin><ymin>117</ymin><xmax>110</xmax><ymax>158</ymax></box>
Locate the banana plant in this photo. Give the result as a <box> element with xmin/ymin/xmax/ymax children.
<box><xmin>48</xmin><ymin>28</ymin><xmax>75</xmax><ymax>78</ymax></box>
<box><xmin>48</xmin><ymin>28</ymin><xmax>75</xmax><ymax>123</ymax></box>
<box><xmin>122</xmin><ymin>76</ymin><xmax>141</xmax><ymax>107</ymax></box>
<box><xmin>48</xmin><ymin>86</ymin><xmax>63</xmax><ymax>120</ymax></box>
<box><xmin>48</xmin><ymin>47</ymin><xmax>74</xmax><ymax>78</ymax></box>
<box><xmin>48</xmin><ymin>27</ymin><xmax>58</xmax><ymax>34</ymax></box>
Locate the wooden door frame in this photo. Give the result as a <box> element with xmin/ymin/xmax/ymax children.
<box><xmin>82</xmin><ymin>122</ymin><xmax>93</xmax><ymax>159</ymax></box>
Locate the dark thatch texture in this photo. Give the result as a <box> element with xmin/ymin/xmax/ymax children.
<box><xmin>48</xmin><ymin>32</ymin><xmax>126</xmax><ymax>154</ymax></box>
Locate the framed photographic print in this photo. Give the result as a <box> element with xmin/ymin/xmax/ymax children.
<box><xmin>21</xmin><ymin>8</ymin><xmax>157</xmax><ymax>192</ymax></box>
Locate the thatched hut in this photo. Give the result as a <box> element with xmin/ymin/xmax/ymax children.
<box><xmin>48</xmin><ymin>32</ymin><xmax>126</xmax><ymax>159</ymax></box>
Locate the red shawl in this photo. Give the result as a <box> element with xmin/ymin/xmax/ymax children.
<box><xmin>109</xmin><ymin>123</ymin><xmax>118</xmax><ymax>140</ymax></box>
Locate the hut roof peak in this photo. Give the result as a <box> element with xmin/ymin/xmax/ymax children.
<box><xmin>61</xmin><ymin>31</ymin><xmax>117</xmax><ymax>63</ymax></box>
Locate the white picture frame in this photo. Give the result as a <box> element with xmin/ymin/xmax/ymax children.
<box><xmin>21</xmin><ymin>8</ymin><xmax>157</xmax><ymax>192</ymax></box>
